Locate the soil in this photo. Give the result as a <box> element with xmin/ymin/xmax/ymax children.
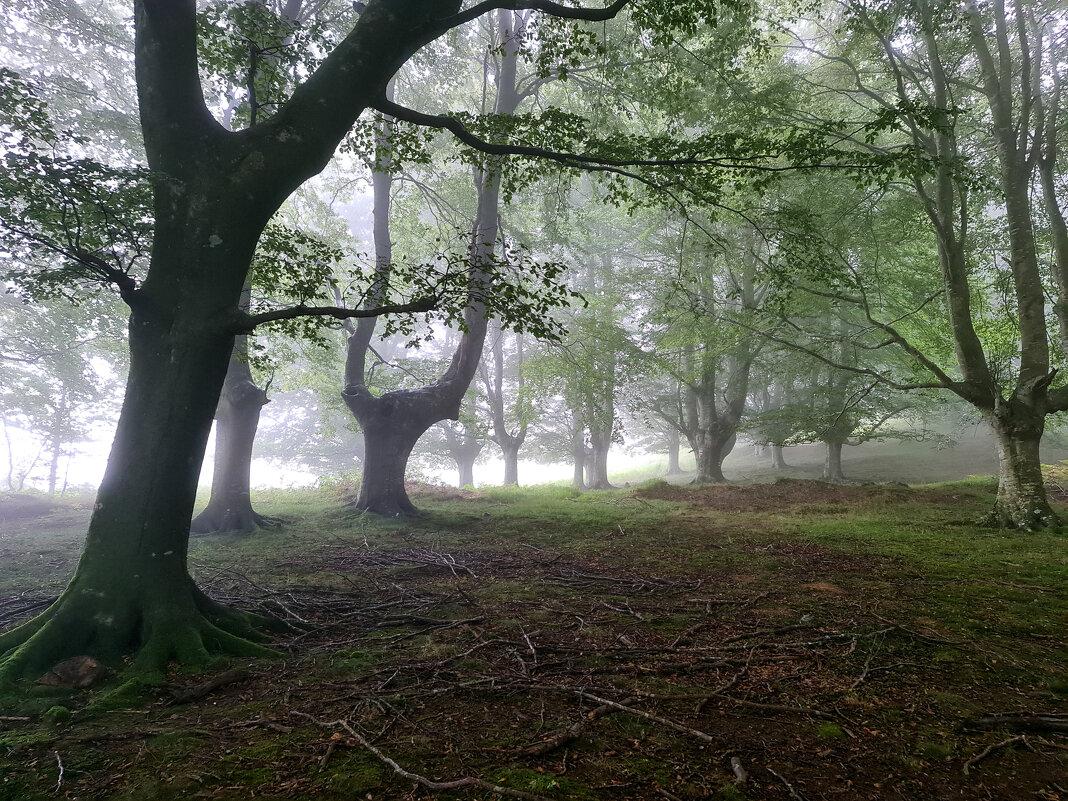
<box><xmin>0</xmin><ymin>484</ymin><xmax>1064</xmax><ymax>801</ymax></box>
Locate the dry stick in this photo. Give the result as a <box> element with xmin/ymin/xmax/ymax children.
<box><xmin>570</xmin><ymin>691</ymin><xmax>716</xmax><ymax>743</ymax></box>
<box><xmin>849</xmin><ymin>646</ymin><xmax>878</xmax><ymax>690</ymax></box>
<box><xmin>297</xmin><ymin>714</ymin><xmax>553</xmax><ymax>801</ymax></box>
<box><xmin>963</xmin><ymin>735</ymin><xmax>1030</xmax><ymax>775</ymax></box>
<box><xmin>318</xmin><ymin>739</ymin><xmax>338</xmax><ymax>773</ymax></box>
<box><xmin>767</xmin><ymin>767</ymin><xmax>808</xmax><ymax>801</ymax></box>
<box><xmin>0</xmin><ymin>716</ymin><xmax>31</xmax><ymax>722</ymax></box>
<box><xmin>52</xmin><ymin>751</ymin><xmax>63</xmax><ymax>793</ymax></box>
<box><xmin>516</xmin><ymin>697</ymin><xmax>634</xmax><ymax>756</ymax></box>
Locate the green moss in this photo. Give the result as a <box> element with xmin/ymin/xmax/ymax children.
<box><xmin>42</xmin><ymin>705</ymin><xmax>70</xmax><ymax>725</ymax></box>
<box><xmin>815</xmin><ymin>723</ymin><xmax>845</xmax><ymax>740</ymax></box>
<box><xmin>915</xmin><ymin>741</ymin><xmax>954</xmax><ymax>760</ymax></box>
<box><xmin>713</xmin><ymin>784</ymin><xmax>749</xmax><ymax>801</ymax></box>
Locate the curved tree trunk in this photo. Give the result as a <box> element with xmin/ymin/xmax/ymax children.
<box><xmin>0</xmin><ymin>243</ymin><xmax>273</xmax><ymax>681</ymax></box>
<box><xmin>344</xmin><ymin>14</ymin><xmax>523</xmax><ymax>513</ymax></box>
<box><xmin>191</xmin><ymin>333</ymin><xmax>274</xmax><ymax>534</ymax></box>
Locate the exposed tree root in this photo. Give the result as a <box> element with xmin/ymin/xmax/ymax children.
<box><xmin>0</xmin><ymin>581</ymin><xmax>276</xmax><ymax>688</ymax></box>
<box><xmin>191</xmin><ymin>505</ymin><xmax>282</xmax><ymax>535</ymax></box>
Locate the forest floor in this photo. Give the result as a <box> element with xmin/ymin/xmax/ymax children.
<box><xmin>0</xmin><ymin>476</ymin><xmax>1066</xmax><ymax>801</ymax></box>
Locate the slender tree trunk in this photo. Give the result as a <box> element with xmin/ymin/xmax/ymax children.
<box><xmin>823</xmin><ymin>441</ymin><xmax>845</xmax><ymax>482</ymax></box>
<box><xmin>190</xmin><ymin>350</ymin><xmax>272</xmax><ymax>533</ymax></box>
<box><xmin>771</xmin><ymin>444</ymin><xmax>788</xmax><ymax>470</ymax></box>
<box><xmin>46</xmin><ymin>392</ymin><xmax>67</xmax><ymax>496</ymax></box>
<box><xmin>571</xmin><ymin>420</ymin><xmax>587</xmax><ymax>490</ymax></box>
<box><xmin>665</xmin><ymin>430</ymin><xmax>682</xmax><ymax>475</ymax></box>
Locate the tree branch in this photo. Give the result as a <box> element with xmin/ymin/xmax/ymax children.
<box><xmin>235</xmin><ymin>296</ymin><xmax>435</xmax><ymax>333</ymax></box>
<box><xmin>438</xmin><ymin>0</ymin><xmax>630</xmax><ymax>31</ymax></box>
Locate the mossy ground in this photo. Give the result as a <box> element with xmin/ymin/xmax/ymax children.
<box><xmin>0</xmin><ymin>475</ymin><xmax>1065</xmax><ymax>800</ymax></box>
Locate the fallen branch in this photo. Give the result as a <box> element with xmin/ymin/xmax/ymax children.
<box><xmin>964</xmin><ymin>714</ymin><xmax>1068</xmax><ymax>734</ymax></box>
<box><xmin>768</xmin><ymin>767</ymin><xmax>808</xmax><ymax>800</ymax></box>
<box><xmin>295</xmin><ymin>713</ymin><xmax>554</xmax><ymax>801</ymax></box>
<box><xmin>569</xmin><ymin>691</ymin><xmax>716</xmax><ymax>743</ymax></box>
<box><xmin>169</xmin><ymin>668</ymin><xmax>250</xmax><ymax>705</ymax></box>
<box><xmin>963</xmin><ymin>735</ymin><xmax>1030</xmax><ymax>775</ymax></box>
<box><xmin>516</xmin><ymin>697</ymin><xmax>633</xmax><ymax>756</ymax></box>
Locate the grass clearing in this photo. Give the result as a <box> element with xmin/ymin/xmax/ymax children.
<box><xmin>0</xmin><ymin>478</ymin><xmax>1065</xmax><ymax>800</ymax></box>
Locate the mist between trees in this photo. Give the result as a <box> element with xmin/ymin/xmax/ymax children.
<box><xmin>0</xmin><ymin>0</ymin><xmax>1065</xmax><ymax>688</ymax></box>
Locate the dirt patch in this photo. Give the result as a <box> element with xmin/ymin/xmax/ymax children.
<box><xmin>0</xmin><ymin>493</ymin><xmax>56</xmax><ymax>523</ymax></box>
<box><xmin>634</xmin><ymin>478</ymin><xmax>975</xmax><ymax>512</ymax></box>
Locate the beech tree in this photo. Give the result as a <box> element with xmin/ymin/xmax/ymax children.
<box><xmin>0</xmin><ymin>0</ymin><xmax>648</xmax><ymax>684</ymax></box>
<box><xmin>769</xmin><ymin>0</ymin><xmax>1068</xmax><ymax>526</ymax></box>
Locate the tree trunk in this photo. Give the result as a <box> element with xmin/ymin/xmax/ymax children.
<box><xmin>46</xmin><ymin>391</ymin><xmax>67</xmax><ymax>496</ymax></box>
<box><xmin>0</xmin><ymin>291</ymin><xmax>272</xmax><ymax>681</ymax></box>
<box><xmin>501</xmin><ymin>441</ymin><xmax>520</xmax><ymax>486</ymax></box>
<box><xmin>665</xmin><ymin>430</ymin><xmax>682</xmax><ymax>475</ymax></box>
<box><xmin>571</xmin><ymin>420</ymin><xmax>587</xmax><ymax>490</ymax></box>
<box><xmin>457</xmin><ymin>455</ymin><xmax>475</xmax><ymax>488</ymax></box>
<box><xmin>986</xmin><ymin>412</ymin><xmax>1058</xmax><ymax>528</ymax></box>
<box><xmin>771</xmin><ymin>444</ymin><xmax>788</xmax><ymax>470</ymax></box>
<box><xmin>693</xmin><ymin>429</ymin><xmax>735</xmax><ymax>484</ymax></box>
<box><xmin>350</xmin><ymin>412</ymin><xmax>427</xmax><ymax>516</ymax></box>
<box><xmin>823</xmin><ymin>441</ymin><xmax>845</xmax><ymax>482</ymax></box>
<box><xmin>586</xmin><ymin>428</ymin><xmax>613</xmax><ymax>489</ymax></box>
<box><xmin>191</xmin><ymin>341</ymin><xmax>274</xmax><ymax>534</ymax></box>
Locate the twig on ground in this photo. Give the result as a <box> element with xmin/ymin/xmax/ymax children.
<box><xmin>963</xmin><ymin>734</ymin><xmax>1030</xmax><ymax>775</ymax></box>
<box><xmin>768</xmin><ymin>767</ymin><xmax>808</xmax><ymax>800</ymax></box>
<box><xmin>516</xmin><ymin>697</ymin><xmax>633</xmax><ymax>756</ymax></box>
<box><xmin>293</xmin><ymin>712</ymin><xmax>554</xmax><ymax>801</ymax></box>
<box><xmin>52</xmin><ymin>751</ymin><xmax>63</xmax><ymax>793</ymax></box>
<box><xmin>569</xmin><ymin>691</ymin><xmax>716</xmax><ymax>743</ymax></box>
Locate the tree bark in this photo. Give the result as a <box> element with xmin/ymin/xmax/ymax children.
<box><xmin>823</xmin><ymin>441</ymin><xmax>845</xmax><ymax>482</ymax></box>
<box><xmin>501</xmin><ymin>441</ymin><xmax>520</xmax><ymax>485</ymax></box>
<box><xmin>571</xmin><ymin>418</ymin><xmax>587</xmax><ymax>490</ymax></box>
<box><xmin>191</xmin><ymin>341</ymin><xmax>274</xmax><ymax>534</ymax></box>
<box><xmin>665</xmin><ymin>429</ymin><xmax>682</xmax><ymax>475</ymax></box>
<box><xmin>693</xmin><ymin>428</ymin><xmax>735</xmax><ymax>484</ymax></box>
<box><xmin>986</xmin><ymin>410</ymin><xmax>1059</xmax><ymax>528</ymax></box>
<box><xmin>771</xmin><ymin>444</ymin><xmax>788</xmax><ymax>470</ymax></box>
<box><xmin>586</xmin><ymin>427</ymin><xmax>614</xmax><ymax>489</ymax></box>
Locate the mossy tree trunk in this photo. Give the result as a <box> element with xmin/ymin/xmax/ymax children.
<box><xmin>2</xmin><ymin>0</ymin><xmax>519</xmax><ymax>680</ymax></box>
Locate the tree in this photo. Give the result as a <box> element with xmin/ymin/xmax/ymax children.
<box><xmin>479</xmin><ymin>323</ymin><xmax>531</xmax><ymax>485</ymax></box>
<box><xmin>768</xmin><ymin>0</ymin><xmax>1068</xmax><ymax>526</ymax></box>
<box><xmin>0</xmin><ymin>0</ymin><xmax>635</xmax><ymax>683</ymax></box>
